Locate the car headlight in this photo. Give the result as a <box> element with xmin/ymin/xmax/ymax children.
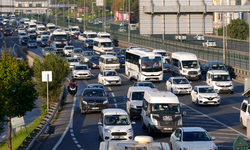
<box><xmin>177</xmin><ymin>119</ymin><xmax>182</xmax><ymax>125</ymax></box>
<box><xmin>215</xmin><ymin>83</ymin><xmax>219</xmax><ymax>86</ymax></box>
<box><xmin>183</xmin><ymin>148</ymin><xmax>193</xmax><ymax>150</ymax></box>
<box><xmin>104</xmin><ymin>128</ymin><xmax>111</xmax><ymax>133</ymax></box>
<box><xmin>211</xmin><ymin>145</ymin><xmax>217</xmax><ymax>150</ymax></box>
<box><xmin>82</xmin><ymin>100</ymin><xmax>87</xmax><ymax>105</ymax></box>
<box><xmin>103</xmin><ymin>100</ymin><xmax>108</xmax><ymax>104</ymax></box>
<box><xmin>198</xmin><ymin>70</ymin><xmax>201</xmax><ymax>73</ymax></box>
<box><xmin>230</xmin><ymin>83</ymin><xmax>233</xmax><ymax>86</ymax></box>
<box><xmin>130</xmin><ymin>105</ymin><xmax>136</xmax><ymax>108</ymax></box>
<box><xmin>152</xmin><ymin>118</ymin><xmax>158</xmax><ymax>125</ymax></box>
<box><xmin>198</xmin><ymin>95</ymin><xmax>203</xmax><ymax>99</ymax></box>
<box><xmin>183</xmin><ymin>70</ymin><xmax>187</xmax><ymax>73</ymax></box>
<box><xmin>216</xmin><ymin>96</ymin><xmax>220</xmax><ymax>99</ymax></box>
<box><xmin>127</xmin><ymin>128</ymin><xmax>133</xmax><ymax>133</ymax></box>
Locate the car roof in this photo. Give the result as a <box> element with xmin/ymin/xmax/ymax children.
<box><xmin>144</xmin><ymin>91</ymin><xmax>179</xmax><ymax>104</ymax></box>
<box><xmin>208</xmin><ymin>70</ymin><xmax>229</xmax><ymax>74</ymax></box>
<box><xmin>103</xmin><ymin>70</ymin><xmax>116</xmax><ymax>72</ymax></box>
<box><xmin>194</xmin><ymin>85</ymin><xmax>213</xmax><ymax>88</ymax></box>
<box><xmin>102</xmin><ymin>108</ymin><xmax>128</xmax><ymax>115</ymax></box>
<box><xmin>100</xmin><ymin>55</ymin><xmax>117</xmax><ymax>59</ymax></box>
<box><xmin>75</xmin><ymin>64</ymin><xmax>88</xmax><ymax>67</ymax></box>
<box><xmin>181</xmin><ymin>127</ymin><xmax>206</xmax><ymax>132</ymax></box>
<box><xmin>129</xmin><ymin>86</ymin><xmax>153</xmax><ymax>92</ymax></box>
<box><xmin>83</xmin><ymin>51</ymin><xmax>93</xmax><ymax>53</ymax></box>
<box><xmin>84</xmin><ymin>88</ymin><xmax>104</xmax><ymax>91</ymax></box>
<box><xmin>153</xmin><ymin>49</ymin><xmax>166</xmax><ymax>52</ymax></box>
<box><xmin>87</xmin><ymin>84</ymin><xmax>103</xmax><ymax>87</ymax></box>
<box><xmin>207</xmin><ymin>61</ymin><xmax>224</xmax><ymax>64</ymax></box>
<box><xmin>90</xmin><ymin>55</ymin><xmax>100</xmax><ymax>57</ymax></box>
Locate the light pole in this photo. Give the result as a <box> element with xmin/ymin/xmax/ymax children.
<box><xmin>92</xmin><ymin>2</ymin><xmax>96</xmax><ymax>21</ymax></box>
<box><xmin>55</xmin><ymin>0</ymin><xmax>57</xmax><ymax>25</ymax></box>
<box><xmin>84</xmin><ymin>0</ymin><xmax>85</xmax><ymax>31</ymax></box>
<box><xmin>68</xmin><ymin>0</ymin><xmax>69</xmax><ymax>27</ymax></box>
<box><xmin>123</xmin><ymin>0</ymin><xmax>124</xmax><ymax>30</ymax></box>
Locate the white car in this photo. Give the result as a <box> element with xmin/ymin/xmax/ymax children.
<box><xmin>105</xmin><ymin>52</ymin><xmax>117</xmax><ymax>56</ymax></box>
<box><xmin>98</xmin><ymin>108</ymin><xmax>135</xmax><ymax>141</ymax></box>
<box><xmin>18</xmin><ymin>32</ymin><xmax>27</xmax><ymax>39</ymax></box>
<box><xmin>202</xmin><ymin>39</ymin><xmax>217</xmax><ymax>47</ymax></box>
<box><xmin>98</xmin><ymin>70</ymin><xmax>121</xmax><ymax>86</ymax></box>
<box><xmin>36</xmin><ymin>35</ymin><xmax>42</xmax><ymax>43</ymax></box>
<box><xmin>166</xmin><ymin>77</ymin><xmax>192</xmax><ymax>94</ymax></box>
<box><xmin>240</xmin><ymin>99</ymin><xmax>250</xmax><ymax>129</ymax></box>
<box><xmin>194</xmin><ymin>34</ymin><xmax>205</xmax><ymax>40</ymax></box>
<box><xmin>63</xmin><ymin>45</ymin><xmax>74</xmax><ymax>57</ymax></box>
<box><xmin>72</xmin><ymin>64</ymin><xmax>91</xmax><ymax>79</ymax></box>
<box><xmin>18</xmin><ymin>28</ymin><xmax>25</xmax><ymax>33</ymax></box>
<box><xmin>27</xmin><ymin>40</ymin><xmax>37</xmax><ymax>48</ymax></box>
<box><xmin>78</xmin><ymin>33</ymin><xmax>84</xmax><ymax>41</ymax></box>
<box><xmin>67</xmin><ymin>57</ymin><xmax>80</xmax><ymax>69</ymax></box>
<box><xmin>118</xmin><ymin>27</ymin><xmax>126</xmax><ymax>32</ymax></box>
<box><xmin>191</xmin><ymin>86</ymin><xmax>220</xmax><ymax>106</ymax></box>
<box><xmin>27</xmin><ymin>30</ymin><xmax>37</xmax><ymax>39</ymax></box>
<box><xmin>170</xmin><ymin>127</ymin><xmax>217</xmax><ymax>150</ymax></box>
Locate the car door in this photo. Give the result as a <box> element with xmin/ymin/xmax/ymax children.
<box><xmin>166</xmin><ymin>79</ymin><xmax>172</xmax><ymax>91</ymax></box>
<box><xmin>126</xmin><ymin>91</ymin><xmax>131</xmax><ymax>113</ymax></box>
<box><xmin>192</xmin><ymin>87</ymin><xmax>198</xmax><ymax>102</ymax></box>
<box><xmin>141</xmin><ymin>100</ymin><xmax>148</xmax><ymax>126</ymax></box>
<box><xmin>206</xmin><ymin>72</ymin><xmax>210</xmax><ymax>85</ymax></box>
<box><xmin>98</xmin><ymin>112</ymin><xmax>104</xmax><ymax>138</ymax></box>
<box><xmin>240</xmin><ymin>102</ymin><xmax>247</xmax><ymax>127</ymax></box>
<box><xmin>171</xmin><ymin>129</ymin><xmax>180</xmax><ymax>150</ymax></box>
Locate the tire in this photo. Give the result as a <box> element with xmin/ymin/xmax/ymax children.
<box><xmin>171</xmin><ymin>88</ymin><xmax>173</xmax><ymax>93</ymax></box>
<box><xmin>80</xmin><ymin>102</ymin><xmax>85</xmax><ymax>114</ymax></box>
<box><xmin>137</xmin><ymin>76</ymin><xmax>140</xmax><ymax>82</ymax></box>
<box><xmin>148</xmin><ymin>124</ymin><xmax>154</xmax><ymax>136</ymax></box>
<box><xmin>142</xmin><ymin>118</ymin><xmax>146</xmax><ymax>129</ymax></box>
<box><xmin>196</xmin><ymin>99</ymin><xmax>199</xmax><ymax>106</ymax></box>
<box><xmin>231</xmin><ymin>90</ymin><xmax>234</xmax><ymax>94</ymax></box>
<box><xmin>129</xmin><ymin>110</ymin><xmax>133</xmax><ymax>119</ymax></box>
<box><xmin>99</xmin><ymin>132</ymin><xmax>102</xmax><ymax>139</ymax></box>
<box><xmin>128</xmin><ymin>73</ymin><xmax>132</xmax><ymax>81</ymax></box>
<box><xmin>240</xmin><ymin>118</ymin><xmax>245</xmax><ymax>129</ymax></box>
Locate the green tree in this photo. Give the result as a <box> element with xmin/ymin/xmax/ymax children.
<box><xmin>228</xmin><ymin>18</ymin><xmax>249</xmax><ymax>40</ymax></box>
<box><xmin>33</xmin><ymin>54</ymin><xmax>70</xmax><ymax>104</ymax></box>
<box><xmin>0</xmin><ymin>43</ymin><xmax>38</xmax><ymax>150</ymax></box>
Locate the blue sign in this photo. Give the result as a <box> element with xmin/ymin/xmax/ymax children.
<box><xmin>239</xmin><ymin>12</ymin><xmax>242</xmax><ymax>19</ymax></box>
<box><xmin>26</xmin><ymin>10</ymin><xmax>32</xmax><ymax>12</ymax></box>
<box><xmin>49</xmin><ymin>4</ymin><xmax>66</xmax><ymax>8</ymax></box>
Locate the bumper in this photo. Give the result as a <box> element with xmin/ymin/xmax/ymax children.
<box><xmin>215</xmin><ymin>87</ymin><xmax>234</xmax><ymax>93</ymax></box>
<box><xmin>149</xmin><ymin>124</ymin><xmax>182</xmax><ymax>133</ymax></box>
<box><xmin>104</xmin><ymin>80</ymin><xmax>121</xmax><ymax>86</ymax></box>
<box><xmin>28</xmin><ymin>45</ymin><xmax>37</xmax><ymax>47</ymax></box>
<box><xmin>197</xmin><ymin>99</ymin><xmax>220</xmax><ymax>105</ymax></box>
<box><xmin>103</xmin><ymin>132</ymin><xmax>133</xmax><ymax>141</ymax></box>
<box><xmin>130</xmin><ymin>108</ymin><xmax>142</xmax><ymax>116</ymax></box>
<box><xmin>183</xmin><ymin>74</ymin><xmax>201</xmax><ymax>80</ymax></box>
<box><xmin>82</xmin><ymin>103</ymin><xmax>108</xmax><ymax>112</ymax></box>
<box><xmin>173</xmin><ymin>89</ymin><xmax>192</xmax><ymax>95</ymax></box>
<box><xmin>74</xmin><ymin>74</ymin><xmax>91</xmax><ymax>79</ymax></box>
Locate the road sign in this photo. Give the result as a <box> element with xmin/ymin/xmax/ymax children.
<box><xmin>11</xmin><ymin>117</ymin><xmax>25</xmax><ymax>129</ymax></box>
<box><xmin>42</xmin><ymin>71</ymin><xmax>52</xmax><ymax>82</ymax></box>
<box><xmin>91</xmin><ymin>11</ymin><xmax>95</xmax><ymax>13</ymax></box>
<box><xmin>213</xmin><ymin>22</ymin><xmax>222</xmax><ymax>29</ymax></box>
<box><xmin>96</xmin><ymin>0</ymin><xmax>103</xmax><ymax>6</ymax></box>
<box><xmin>239</xmin><ymin>12</ymin><xmax>242</xmax><ymax>19</ymax></box>
<box><xmin>49</xmin><ymin>4</ymin><xmax>66</xmax><ymax>8</ymax></box>
<box><xmin>26</xmin><ymin>10</ymin><xmax>31</xmax><ymax>12</ymax></box>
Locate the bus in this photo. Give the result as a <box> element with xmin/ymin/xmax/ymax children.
<box><xmin>125</xmin><ymin>50</ymin><xmax>163</xmax><ymax>82</ymax></box>
<box><xmin>50</xmin><ymin>30</ymin><xmax>68</xmax><ymax>53</ymax></box>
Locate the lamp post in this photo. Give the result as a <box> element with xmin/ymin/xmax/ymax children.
<box><xmin>84</xmin><ymin>0</ymin><xmax>85</xmax><ymax>31</ymax></box>
<box><xmin>92</xmin><ymin>2</ymin><xmax>96</xmax><ymax>21</ymax></box>
<box><xmin>55</xmin><ymin>0</ymin><xmax>57</xmax><ymax>25</ymax></box>
<box><xmin>68</xmin><ymin>0</ymin><xmax>69</xmax><ymax>27</ymax></box>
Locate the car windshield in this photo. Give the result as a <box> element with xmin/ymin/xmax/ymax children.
<box><xmin>87</xmin><ymin>34</ymin><xmax>96</xmax><ymax>38</ymax></box>
<box><xmin>84</xmin><ymin>52</ymin><xmax>93</xmax><ymax>56</ymax></box>
<box><xmin>199</xmin><ymin>87</ymin><xmax>215</xmax><ymax>93</ymax></box>
<box><xmin>183</xmin><ymin>131</ymin><xmax>211</xmax><ymax>141</ymax></box>
<box><xmin>75</xmin><ymin>66</ymin><xmax>88</xmax><ymax>70</ymax></box>
<box><xmin>19</xmin><ymin>28</ymin><xmax>24</xmax><ymax>30</ymax></box>
<box><xmin>30</xmin><ymin>30</ymin><xmax>36</xmax><ymax>33</ymax></box>
<box><xmin>5</xmin><ymin>29</ymin><xmax>11</xmax><ymax>31</ymax></box>
<box><xmin>72</xmin><ymin>28</ymin><xmax>79</xmax><ymax>31</ymax></box>
<box><xmin>101</xmin><ymin>36</ymin><xmax>110</xmax><ymax>38</ymax></box>
<box><xmin>43</xmin><ymin>32</ymin><xmax>50</xmax><ymax>35</ymax></box>
<box><xmin>87</xmin><ymin>85</ymin><xmax>104</xmax><ymax>89</ymax></box>
<box><xmin>65</xmin><ymin>47</ymin><xmax>74</xmax><ymax>50</ymax></box>
<box><xmin>74</xmin><ymin>49</ymin><xmax>82</xmax><ymax>53</ymax></box>
<box><xmin>54</xmin><ymin>35</ymin><xmax>67</xmax><ymax>41</ymax></box>
<box><xmin>104</xmin><ymin>71</ymin><xmax>117</xmax><ymax>76</ymax></box>
<box><xmin>208</xmin><ymin>40</ymin><xmax>215</xmax><ymax>42</ymax></box>
<box><xmin>83</xmin><ymin>89</ymin><xmax>105</xmax><ymax>97</ymax></box>
<box><xmin>137</xmin><ymin>83</ymin><xmax>155</xmax><ymax>88</ymax></box>
<box><xmin>104</xmin><ymin>115</ymin><xmax>130</xmax><ymax>126</ymax></box>
<box><xmin>212</xmin><ymin>75</ymin><xmax>231</xmax><ymax>81</ymax></box>
<box><xmin>68</xmin><ymin>58</ymin><xmax>78</xmax><ymax>62</ymax></box>
<box><xmin>38</xmin><ymin>27</ymin><xmax>45</xmax><ymax>31</ymax></box>
<box><xmin>105</xmin><ymin>58</ymin><xmax>119</xmax><ymax>64</ymax></box>
<box><xmin>42</xmin><ymin>38</ymin><xmax>48</xmax><ymax>41</ymax></box>
<box><xmin>64</xmin><ymin>29</ymin><xmax>69</xmax><ymax>31</ymax></box>
<box><xmin>131</xmin><ymin>92</ymin><xmax>145</xmax><ymax>100</ymax></box>
<box><xmin>101</xmin><ymin>42</ymin><xmax>112</xmax><ymax>47</ymax></box>
<box><xmin>157</xmin><ymin>52</ymin><xmax>168</xmax><ymax>56</ymax></box>
<box><xmin>141</xmin><ymin>57</ymin><xmax>162</xmax><ymax>72</ymax></box>
<box><xmin>48</xmin><ymin>26</ymin><xmax>55</xmax><ymax>29</ymax></box>
<box><xmin>30</xmin><ymin>25</ymin><xmax>36</xmax><ymax>28</ymax></box>
<box><xmin>151</xmin><ymin>103</ymin><xmax>180</xmax><ymax>114</ymax></box>
<box><xmin>211</xmin><ymin>64</ymin><xmax>226</xmax><ymax>70</ymax></box>
<box><xmin>173</xmin><ymin>79</ymin><xmax>189</xmax><ymax>84</ymax></box>
<box><xmin>198</xmin><ymin>34</ymin><xmax>203</xmax><ymax>36</ymax></box>
<box><xmin>91</xmin><ymin>57</ymin><xmax>100</xmax><ymax>61</ymax></box>
<box><xmin>182</xmin><ymin>60</ymin><xmax>199</xmax><ymax>69</ymax></box>
<box><xmin>86</xmin><ymin>39</ymin><xmax>93</xmax><ymax>42</ymax></box>
<box><xmin>118</xmin><ymin>57</ymin><xmax>125</xmax><ymax>60</ymax></box>
<box><xmin>44</xmin><ymin>48</ymin><xmax>54</xmax><ymax>51</ymax></box>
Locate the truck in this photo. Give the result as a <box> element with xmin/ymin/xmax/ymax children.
<box><xmin>50</xmin><ymin>30</ymin><xmax>68</xmax><ymax>53</ymax></box>
<box><xmin>129</xmin><ymin>24</ymin><xmax>137</xmax><ymax>30</ymax></box>
<box><xmin>68</xmin><ymin>26</ymin><xmax>80</xmax><ymax>36</ymax></box>
<box><xmin>46</xmin><ymin>23</ymin><xmax>56</xmax><ymax>33</ymax></box>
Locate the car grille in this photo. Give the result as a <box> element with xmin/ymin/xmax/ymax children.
<box><xmin>188</xmin><ymin>71</ymin><xmax>198</xmax><ymax>75</ymax></box>
<box><xmin>87</xmin><ymin>102</ymin><xmax>103</xmax><ymax>106</ymax></box>
<box><xmin>177</xmin><ymin>87</ymin><xmax>190</xmax><ymax>90</ymax></box>
<box><xmin>217</xmin><ymin>85</ymin><xmax>232</xmax><ymax>87</ymax></box>
<box><xmin>136</xmin><ymin>106</ymin><xmax>142</xmax><ymax>109</ymax></box>
<box><xmin>77</xmin><ymin>73</ymin><xmax>88</xmax><ymax>75</ymax></box>
<box><xmin>205</xmin><ymin>97</ymin><xmax>215</xmax><ymax>100</ymax></box>
<box><xmin>159</xmin><ymin>121</ymin><xmax>177</xmax><ymax>126</ymax></box>
<box><xmin>111</xmin><ymin>132</ymin><xmax>127</xmax><ymax>136</ymax></box>
<box><xmin>56</xmin><ymin>44</ymin><xmax>66</xmax><ymax>48</ymax></box>
<box><xmin>108</xmin><ymin>80</ymin><xmax>119</xmax><ymax>83</ymax></box>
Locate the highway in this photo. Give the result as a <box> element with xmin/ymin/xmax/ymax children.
<box><xmin>2</xmin><ymin>29</ymin><xmax>249</xmax><ymax>150</ymax></box>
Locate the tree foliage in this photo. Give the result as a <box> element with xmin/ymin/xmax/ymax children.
<box><xmin>227</xmin><ymin>18</ymin><xmax>249</xmax><ymax>40</ymax></box>
<box><xmin>33</xmin><ymin>54</ymin><xmax>70</xmax><ymax>104</ymax></box>
<box><xmin>0</xmin><ymin>43</ymin><xmax>38</xmax><ymax>150</ymax></box>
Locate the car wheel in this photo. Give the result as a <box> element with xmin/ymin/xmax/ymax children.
<box><xmin>80</xmin><ymin>101</ymin><xmax>86</xmax><ymax>114</ymax></box>
<box><xmin>148</xmin><ymin>124</ymin><xmax>154</xmax><ymax>136</ymax></box>
<box><xmin>240</xmin><ymin>118</ymin><xmax>245</xmax><ymax>129</ymax></box>
<box><xmin>169</xmin><ymin>142</ymin><xmax>173</xmax><ymax>150</ymax></box>
<box><xmin>196</xmin><ymin>99</ymin><xmax>199</xmax><ymax>106</ymax></box>
<box><xmin>171</xmin><ymin>88</ymin><xmax>173</xmax><ymax>93</ymax></box>
<box><xmin>129</xmin><ymin>110</ymin><xmax>133</xmax><ymax>119</ymax></box>
<box><xmin>99</xmin><ymin>132</ymin><xmax>102</xmax><ymax>139</ymax></box>
<box><xmin>137</xmin><ymin>76</ymin><xmax>140</xmax><ymax>82</ymax></box>
<box><xmin>128</xmin><ymin>73</ymin><xmax>132</xmax><ymax>80</ymax></box>
<box><xmin>231</xmin><ymin>90</ymin><xmax>234</xmax><ymax>94</ymax></box>
<box><xmin>142</xmin><ymin>118</ymin><xmax>146</xmax><ymax>129</ymax></box>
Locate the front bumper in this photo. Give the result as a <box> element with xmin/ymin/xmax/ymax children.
<box><xmin>28</xmin><ymin>44</ymin><xmax>37</xmax><ymax>47</ymax></box>
<box><xmin>103</xmin><ymin>132</ymin><xmax>133</xmax><ymax>141</ymax></box>
<box><xmin>149</xmin><ymin>124</ymin><xmax>182</xmax><ymax>133</ymax></box>
<box><xmin>214</xmin><ymin>86</ymin><xmax>234</xmax><ymax>93</ymax></box>
<box><xmin>74</xmin><ymin>74</ymin><xmax>91</xmax><ymax>79</ymax></box>
<box><xmin>130</xmin><ymin>108</ymin><xmax>142</xmax><ymax>116</ymax></box>
<box><xmin>103</xmin><ymin>80</ymin><xmax>121</xmax><ymax>86</ymax></box>
<box><xmin>197</xmin><ymin>98</ymin><xmax>220</xmax><ymax>105</ymax></box>
<box><xmin>82</xmin><ymin>103</ymin><xmax>108</xmax><ymax>112</ymax></box>
<box><xmin>183</xmin><ymin>74</ymin><xmax>201</xmax><ymax>80</ymax></box>
<box><xmin>172</xmin><ymin>89</ymin><xmax>192</xmax><ymax>94</ymax></box>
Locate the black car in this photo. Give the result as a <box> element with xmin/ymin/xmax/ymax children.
<box><xmin>83</xmin><ymin>39</ymin><xmax>93</xmax><ymax>48</ymax></box>
<box><xmin>117</xmin><ymin>49</ymin><xmax>126</xmax><ymax>56</ymax></box>
<box><xmin>88</xmin><ymin>56</ymin><xmax>100</xmax><ymax>69</ymax></box>
<box><xmin>20</xmin><ymin>36</ymin><xmax>30</xmax><ymax>44</ymax></box>
<box><xmin>4</xmin><ymin>28</ymin><xmax>12</xmax><ymax>36</ymax></box>
<box><xmin>205</xmin><ymin>61</ymin><xmax>235</xmax><ymax>78</ymax></box>
<box><xmin>117</xmin><ymin>56</ymin><xmax>125</xmax><ymax>68</ymax></box>
<box><xmin>40</xmin><ymin>38</ymin><xmax>49</xmax><ymax>47</ymax></box>
<box><xmin>79</xmin><ymin>88</ymin><xmax>109</xmax><ymax>114</ymax></box>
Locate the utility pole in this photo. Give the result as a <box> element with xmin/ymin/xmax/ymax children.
<box><xmin>128</xmin><ymin>0</ymin><xmax>130</xmax><ymax>43</ymax></box>
<box><xmin>84</xmin><ymin>0</ymin><xmax>85</xmax><ymax>31</ymax></box>
<box><xmin>55</xmin><ymin>0</ymin><xmax>57</xmax><ymax>25</ymax></box>
<box><xmin>68</xmin><ymin>0</ymin><xmax>69</xmax><ymax>27</ymax></box>
<box><xmin>92</xmin><ymin>2</ymin><xmax>96</xmax><ymax>20</ymax></box>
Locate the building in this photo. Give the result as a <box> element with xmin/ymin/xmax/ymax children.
<box><xmin>0</xmin><ymin>0</ymin><xmax>15</xmax><ymax>13</ymax></box>
<box><xmin>15</xmin><ymin>0</ymin><xmax>48</xmax><ymax>14</ymax></box>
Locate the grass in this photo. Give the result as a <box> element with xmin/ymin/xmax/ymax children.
<box><xmin>0</xmin><ymin>116</ymin><xmax>43</xmax><ymax>150</ymax></box>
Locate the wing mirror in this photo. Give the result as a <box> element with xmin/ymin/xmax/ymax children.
<box><xmin>127</xmin><ymin>98</ymin><xmax>130</xmax><ymax>101</ymax></box>
<box><xmin>189</xmin><ymin>81</ymin><xmax>192</xmax><ymax>84</ymax></box>
<box><xmin>182</xmin><ymin>111</ymin><xmax>186</xmax><ymax>116</ymax></box>
<box><xmin>97</xmin><ymin>122</ymin><xmax>102</xmax><ymax>125</ymax></box>
<box><xmin>89</xmin><ymin>68</ymin><xmax>91</xmax><ymax>70</ymax></box>
<box><xmin>212</xmin><ymin>137</ymin><xmax>216</xmax><ymax>140</ymax></box>
<box><xmin>176</xmin><ymin>137</ymin><xmax>181</xmax><ymax>141</ymax></box>
<box><xmin>131</xmin><ymin>121</ymin><xmax>136</xmax><ymax>125</ymax></box>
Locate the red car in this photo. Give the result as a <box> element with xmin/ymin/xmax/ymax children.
<box><xmin>74</xmin><ymin>32</ymin><xmax>81</xmax><ymax>39</ymax></box>
<box><xmin>4</xmin><ymin>28</ymin><xmax>13</xmax><ymax>36</ymax></box>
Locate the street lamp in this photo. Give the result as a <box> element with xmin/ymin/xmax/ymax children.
<box><xmin>92</xmin><ymin>2</ymin><xmax>96</xmax><ymax>21</ymax></box>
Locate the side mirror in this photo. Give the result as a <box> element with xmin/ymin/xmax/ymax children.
<box><xmin>178</xmin><ymin>67</ymin><xmax>181</xmax><ymax>70</ymax></box>
<box><xmin>212</xmin><ymin>137</ymin><xmax>216</xmax><ymax>141</ymax></box>
<box><xmin>182</xmin><ymin>111</ymin><xmax>186</xmax><ymax>116</ymax></box>
<box><xmin>126</xmin><ymin>98</ymin><xmax>130</xmax><ymax>101</ymax></box>
<box><xmin>97</xmin><ymin>122</ymin><xmax>102</xmax><ymax>125</ymax></box>
<box><xmin>131</xmin><ymin>121</ymin><xmax>136</xmax><ymax>125</ymax></box>
<box><xmin>189</xmin><ymin>81</ymin><xmax>192</xmax><ymax>84</ymax></box>
<box><xmin>106</xmin><ymin>94</ymin><xmax>109</xmax><ymax>97</ymax></box>
<box><xmin>176</xmin><ymin>137</ymin><xmax>181</xmax><ymax>141</ymax></box>
<box><xmin>89</xmin><ymin>68</ymin><xmax>91</xmax><ymax>70</ymax></box>
<box><xmin>99</xmin><ymin>73</ymin><xmax>102</xmax><ymax>76</ymax></box>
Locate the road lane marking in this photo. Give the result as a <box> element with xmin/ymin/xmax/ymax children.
<box><xmin>74</xmin><ymin>141</ymin><xmax>78</xmax><ymax>143</ymax></box>
<box><xmin>111</xmin><ymin>92</ymin><xmax>115</xmax><ymax>97</ymax></box>
<box><xmin>72</xmin><ymin>137</ymin><xmax>76</xmax><ymax>140</ymax></box>
<box><xmin>1</xmin><ymin>135</ymin><xmax>6</xmax><ymax>138</ymax></box>
<box><xmin>115</xmin><ymin>104</ymin><xmax>118</xmax><ymax>108</ymax></box>
<box><xmin>232</xmin><ymin>106</ymin><xmax>240</xmax><ymax>111</ymax></box>
<box><xmin>77</xmin><ymin>144</ymin><xmax>81</xmax><ymax>148</ymax></box>
<box><xmin>0</xmin><ymin>34</ymin><xmax>3</xmax><ymax>39</ymax></box>
<box><xmin>120</xmin><ymin>74</ymin><xmax>128</xmax><ymax>79</ymax></box>
<box><xmin>108</xmin><ymin>87</ymin><xmax>112</xmax><ymax>91</ymax></box>
<box><xmin>71</xmin><ymin>133</ymin><xmax>74</xmax><ymax>136</ymax></box>
<box><xmin>113</xmin><ymin>98</ymin><xmax>116</xmax><ymax>102</ymax></box>
<box><xmin>52</xmin><ymin>96</ymin><xmax>76</xmax><ymax>150</ymax></box>
<box><xmin>70</xmin><ymin>129</ymin><xmax>73</xmax><ymax>132</ymax></box>
<box><xmin>181</xmin><ymin>102</ymin><xmax>249</xmax><ymax>139</ymax></box>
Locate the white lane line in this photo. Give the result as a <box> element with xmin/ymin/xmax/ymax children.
<box><xmin>115</xmin><ymin>104</ymin><xmax>118</xmax><ymax>108</ymax></box>
<box><xmin>66</xmin><ymin>78</ymin><xmax>70</xmax><ymax>81</ymax></box>
<box><xmin>111</xmin><ymin>92</ymin><xmax>115</xmax><ymax>97</ymax></box>
<box><xmin>120</xmin><ymin>74</ymin><xmax>128</xmax><ymax>79</ymax></box>
<box><xmin>52</xmin><ymin>96</ymin><xmax>76</xmax><ymax>150</ymax></box>
<box><xmin>232</xmin><ymin>106</ymin><xmax>240</xmax><ymax>111</ymax></box>
<box><xmin>1</xmin><ymin>135</ymin><xmax>6</xmax><ymax>138</ymax></box>
<box><xmin>0</xmin><ymin>34</ymin><xmax>3</xmax><ymax>39</ymax></box>
<box><xmin>77</xmin><ymin>144</ymin><xmax>81</xmax><ymax>148</ymax></box>
<box><xmin>70</xmin><ymin>129</ymin><xmax>73</xmax><ymax>132</ymax></box>
<box><xmin>91</xmin><ymin>74</ymin><xmax>95</xmax><ymax>77</ymax></box>
<box><xmin>182</xmin><ymin>103</ymin><xmax>249</xmax><ymax>139</ymax></box>
<box><xmin>209</xmin><ymin>132</ymin><xmax>240</xmax><ymax>136</ymax></box>
<box><xmin>71</xmin><ymin>133</ymin><xmax>74</xmax><ymax>136</ymax></box>
<box><xmin>108</xmin><ymin>87</ymin><xmax>112</xmax><ymax>91</ymax></box>
<box><xmin>72</xmin><ymin>137</ymin><xmax>76</xmax><ymax>140</ymax></box>
<box><xmin>113</xmin><ymin>98</ymin><xmax>116</xmax><ymax>102</ymax></box>
<box><xmin>74</xmin><ymin>141</ymin><xmax>78</xmax><ymax>143</ymax></box>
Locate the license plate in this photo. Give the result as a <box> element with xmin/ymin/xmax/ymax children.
<box><xmin>208</xmin><ymin>102</ymin><xmax>214</xmax><ymax>104</ymax></box>
<box><xmin>112</xmin><ymin>82</ymin><xmax>116</xmax><ymax>83</ymax></box>
<box><xmin>163</xmin><ymin>128</ymin><xmax>172</xmax><ymax>130</ymax></box>
<box><xmin>191</xmin><ymin>75</ymin><xmax>196</xmax><ymax>77</ymax></box>
<box><xmin>80</xmin><ymin>75</ymin><xmax>85</xmax><ymax>77</ymax></box>
<box><xmin>92</xmin><ymin>107</ymin><xmax>99</xmax><ymax>110</ymax></box>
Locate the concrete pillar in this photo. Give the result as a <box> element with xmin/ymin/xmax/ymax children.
<box><xmin>247</xmin><ymin>118</ymin><xmax>250</xmax><ymax>138</ymax></box>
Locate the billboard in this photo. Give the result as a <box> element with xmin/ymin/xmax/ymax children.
<box><xmin>77</xmin><ymin>7</ymin><xmax>89</xmax><ymax>13</ymax></box>
<box><xmin>96</xmin><ymin>0</ymin><xmax>104</xmax><ymax>6</ymax></box>
<box><xmin>49</xmin><ymin>4</ymin><xmax>66</xmax><ymax>8</ymax></box>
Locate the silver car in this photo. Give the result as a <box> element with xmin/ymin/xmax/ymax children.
<box><xmin>80</xmin><ymin>51</ymin><xmax>94</xmax><ymax>63</ymax></box>
<box><xmin>42</xmin><ymin>47</ymin><xmax>56</xmax><ymax>57</ymax></box>
<box><xmin>71</xmin><ymin>48</ymin><xmax>83</xmax><ymax>60</ymax></box>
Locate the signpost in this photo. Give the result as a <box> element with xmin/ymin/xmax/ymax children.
<box><xmin>96</xmin><ymin>0</ymin><xmax>104</xmax><ymax>6</ymax></box>
<box><xmin>11</xmin><ymin>116</ymin><xmax>27</xmax><ymax>136</ymax></box>
<box><xmin>42</xmin><ymin>71</ymin><xmax>52</xmax><ymax>112</ymax></box>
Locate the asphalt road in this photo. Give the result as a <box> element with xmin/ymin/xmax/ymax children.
<box><xmin>2</xmin><ymin>30</ymin><xmax>249</xmax><ymax>150</ymax></box>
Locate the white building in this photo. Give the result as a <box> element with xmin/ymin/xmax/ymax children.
<box><xmin>15</xmin><ymin>0</ymin><xmax>48</xmax><ymax>14</ymax></box>
<box><xmin>1</xmin><ymin>0</ymin><xmax>15</xmax><ymax>13</ymax></box>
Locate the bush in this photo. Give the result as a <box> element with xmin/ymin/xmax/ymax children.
<box><xmin>228</xmin><ymin>18</ymin><xmax>249</xmax><ymax>40</ymax></box>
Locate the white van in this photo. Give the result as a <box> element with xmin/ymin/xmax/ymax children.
<box><xmin>141</xmin><ymin>91</ymin><xmax>186</xmax><ymax>135</ymax></box>
<box><xmin>82</xmin><ymin>30</ymin><xmax>97</xmax><ymax>41</ymax></box>
<box><xmin>46</xmin><ymin>23</ymin><xmax>56</xmax><ymax>32</ymax></box>
<box><xmin>126</xmin><ymin>87</ymin><xmax>153</xmax><ymax>119</ymax></box>
<box><xmin>69</xmin><ymin>26</ymin><xmax>80</xmax><ymax>36</ymax></box>
<box><xmin>99</xmin><ymin>55</ymin><xmax>120</xmax><ymax>72</ymax></box>
<box><xmin>27</xmin><ymin>22</ymin><xmax>37</xmax><ymax>32</ymax></box>
<box><xmin>30</xmin><ymin>19</ymin><xmax>37</xmax><ymax>24</ymax></box>
<box><xmin>36</xmin><ymin>24</ymin><xmax>46</xmax><ymax>35</ymax></box>
<box><xmin>93</xmin><ymin>38</ymin><xmax>114</xmax><ymax>55</ymax></box>
<box><xmin>206</xmin><ymin>70</ymin><xmax>234</xmax><ymax>93</ymax></box>
<box><xmin>130</xmin><ymin>24</ymin><xmax>137</xmax><ymax>30</ymax></box>
<box><xmin>97</xmin><ymin>32</ymin><xmax>111</xmax><ymax>38</ymax></box>
<box><xmin>171</xmin><ymin>52</ymin><xmax>201</xmax><ymax>81</ymax></box>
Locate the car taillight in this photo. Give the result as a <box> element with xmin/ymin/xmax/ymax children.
<box><xmin>208</xmin><ymin>43</ymin><xmax>209</xmax><ymax>44</ymax></box>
